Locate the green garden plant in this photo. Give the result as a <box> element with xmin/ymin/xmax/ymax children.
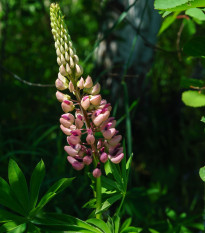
<box><xmin>0</xmin><ymin>3</ymin><xmax>141</xmax><ymax>233</ymax></box>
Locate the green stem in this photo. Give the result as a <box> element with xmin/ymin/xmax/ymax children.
<box><xmin>96</xmin><ymin>176</ymin><xmax>102</xmax><ymax>219</ymax></box>
<box><xmin>75</xmin><ymin>88</ymin><xmax>102</xmax><ymax>219</ymax></box>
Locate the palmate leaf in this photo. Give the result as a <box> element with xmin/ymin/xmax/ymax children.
<box><xmin>31</xmin><ymin>212</ymin><xmax>103</xmax><ymax>233</ymax></box>
<box><xmin>8</xmin><ymin>159</ymin><xmax>29</xmax><ymax>214</ymax></box>
<box><xmin>29</xmin><ymin>160</ymin><xmax>45</xmax><ymax>210</ymax></box>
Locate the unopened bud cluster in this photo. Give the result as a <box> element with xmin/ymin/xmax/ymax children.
<box><xmin>50</xmin><ymin>3</ymin><xmax>124</xmax><ymax>178</ymax></box>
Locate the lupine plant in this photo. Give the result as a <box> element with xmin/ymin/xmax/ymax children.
<box><xmin>0</xmin><ymin>2</ymin><xmax>142</xmax><ymax>233</ymax></box>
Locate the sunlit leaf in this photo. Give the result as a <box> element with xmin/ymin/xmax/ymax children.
<box><xmin>29</xmin><ymin>160</ymin><xmax>45</xmax><ymax>210</ymax></box>
<box><xmin>199</xmin><ymin>166</ymin><xmax>205</xmax><ymax>182</ymax></box>
<box><xmin>8</xmin><ymin>159</ymin><xmax>29</xmax><ymax>214</ymax></box>
<box><xmin>182</xmin><ymin>91</ymin><xmax>205</xmax><ymax>107</ymax></box>
<box><xmin>86</xmin><ymin>218</ymin><xmax>112</xmax><ymax>233</ymax></box>
<box><xmin>186</xmin><ymin>8</ymin><xmax>205</xmax><ymax>21</ymax></box>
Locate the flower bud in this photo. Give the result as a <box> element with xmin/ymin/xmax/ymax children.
<box><xmin>55</xmin><ymin>79</ymin><xmax>68</xmax><ymax>90</ymax></box>
<box><xmin>75</xmin><ymin>64</ymin><xmax>83</xmax><ymax>78</ymax></box>
<box><xmin>93</xmin><ymin>168</ymin><xmax>101</xmax><ymax>178</ymax></box>
<box><xmin>69</xmin><ymin>56</ymin><xmax>74</xmax><ymax>68</ymax></box>
<box><xmin>75</xmin><ymin>118</ymin><xmax>84</xmax><ymax>129</ymax></box>
<box><xmin>100</xmin><ymin>152</ymin><xmax>108</xmax><ymax>163</ymax></box>
<box><xmin>81</xmin><ymin>96</ymin><xmax>90</xmax><ymax>110</ymax></box>
<box><xmin>61</xmin><ymin>113</ymin><xmax>75</xmax><ymax>123</ymax></box>
<box><xmin>58</xmin><ymin>72</ymin><xmax>67</xmax><ymax>83</ymax></box>
<box><xmin>84</xmin><ymin>76</ymin><xmax>93</xmax><ymax>88</ymax></box>
<box><xmin>56</xmin><ymin>91</ymin><xmax>70</xmax><ymax>102</ymax></box>
<box><xmin>66</xmin><ymin>63</ymin><xmax>72</xmax><ymax>74</ymax></box>
<box><xmin>83</xmin><ymin>156</ymin><xmax>92</xmax><ymax>165</ymax></box>
<box><xmin>77</xmin><ymin>77</ymin><xmax>84</xmax><ymax>89</ymax></box>
<box><xmin>61</xmin><ymin>100</ymin><xmax>74</xmax><ymax>113</ymax></box>
<box><xmin>73</xmin><ymin>55</ymin><xmax>79</xmax><ymax>63</ymax></box>
<box><xmin>60</xmin><ymin>117</ymin><xmax>72</xmax><ymax>128</ymax></box>
<box><xmin>91</xmin><ymin>83</ymin><xmax>100</xmax><ymax>95</ymax></box>
<box><xmin>68</xmin><ymin>81</ymin><xmax>74</xmax><ymax>92</ymax></box>
<box><xmin>90</xmin><ymin>95</ymin><xmax>102</xmax><ymax>106</ymax></box>
<box><xmin>59</xmin><ymin>64</ymin><xmax>68</xmax><ymax>76</ymax></box>
<box><xmin>86</xmin><ymin>134</ymin><xmax>95</xmax><ymax>145</ymax></box>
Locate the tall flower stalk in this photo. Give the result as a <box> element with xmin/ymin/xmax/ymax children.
<box><xmin>50</xmin><ymin>3</ymin><xmax>124</xmax><ymax>219</ymax></box>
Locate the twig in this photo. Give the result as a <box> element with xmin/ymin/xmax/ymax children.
<box><xmin>0</xmin><ymin>63</ymin><xmax>55</xmax><ymax>87</ymax></box>
<box><xmin>176</xmin><ymin>22</ymin><xmax>185</xmax><ymax>61</ymax></box>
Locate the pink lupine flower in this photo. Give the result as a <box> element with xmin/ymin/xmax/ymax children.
<box><xmin>60</xmin><ymin>124</ymin><xmax>72</xmax><ymax>136</ymax></box>
<box><xmin>102</xmin><ymin>128</ymin><xmax>116</xmax><ymax>140</ymax></box>
<box><xmin>50</xmin><ymin>3</ymin><xmax>125</xmax><ymax>177</ymax></box>
<box><xmin>56</xmin><ymin>91</ymin><xmax>70</xmax><ymax>102</ymax></box>
<box><xmin>90</xmin><ymin>95</ymin><xmax>102</xmax><ymax>106</ymax></box>
<box><xmin>83</xmin><ymin>155</ymin><xmax>93</xmax><ymax>165</ymax></box>
<box><xmin>61</xmin><ymin>100</ymin><xmax>74</xmax><ymax>113</ymax></box>
<box><xmin>107</xmin><ymin>135</ymin><xmax>122</xmax><ymax>146</ymax></box>
<box><xmin>81</xmin><ymin>96</ymin><xmax>90</xmax><ymax>110</ymax></box>
<box><xmin>67</xmin><ymin>156</ymin><xmax>84</xmax><ymax>170</ymax></box>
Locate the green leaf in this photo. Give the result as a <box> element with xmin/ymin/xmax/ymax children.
<box><xmin>8</xmin><ymin>159</ymin><xmax>29</xmax><ymax>214</ymax></box>
<box><xmin>29</xmin><ymin>160</ymin><xmax>45</xmax><ymax>210</ymax></box>
<box><xmin>101</xmin><ymin>176</ymin><xmax>119</xmax><ymax>191</ymax></box>
<box><xmin>113</xmin><ymin>215</ymin><xmax>120</xmax><ymax>233</ymax></box>
<box><xmin>184</xmin><ymin>36</ymin><xmax>205</xmax><ymax>56</ymax></box>
<box><xmin>108</xmin><ymin>160</ymin><xmax>124</xmax><ymax>192</ymax></box>
<box><xmin>31</xmin><ymin>212</ymin><xmax>103</xmax><ymax>233</ymax></box>
<box><xmin>83</xmin><ymin>198</ymin><xmax>96</xmax><ymax>209</ymax></box>
<box><xmin>149</xmin><ymin>229</ymin><xmax>160</xmax><ymax>233</ymax></box>
<box><xmin>126</xmin><ymin>153</ymin><xmax>133</xmax><ymax>184</ymax></box>
<box><xmin>186</xmin><ymin>8</ymin><xmax>205</xmax><ymax>20</ymax></box>
<box><xmin>155</xmin><ymin>0</ymin><xmax>205</xmax><ymax>11</ymax></box>
<box><xmin>86</xmin><ymin>218</ymin><xmax>112</xmax><ymax>233</ymax></box>
<box><xmin>201</xmin><ymin>116</ymin><xmax>205</xmax><ymax>123</ymax></box>
<box><xmin>0</xmin><ymin>177</ymin><xmax>25</xmax><ymax>215</ymax></box>
<box><xmin>0</xmin><ymin>209</ymin><xmax>25</xmax><ymax>224</ymax></box>
<box><xmin>158</xmin><ymin>12</ymin><xmax>179</xmax><ymax>35</ymax></box>
<box><xmin>46</xmin><ymin>177</ymin><xmax>74</xmax><ymax>194</ymax></box>
<box><xmin>182</xmin><ymin>91</ymin><xmax>205</xmax><ymax>107</ymax></box>
<box><xmin>199</xmin><ymin>166</ymin><xmax>205</xmax><ymax>181</ymax></box>
<box><xmin>0</xmin><ymin>222</ymin><xmax>26</xmax><ymax>233</ymax></box>
<box><xmin>120</xmin><ymin>218</ymin><xmax>132</xmax><ymax>232</ymax></box>
<box><xmin>154</xmin><ymin>0</ymin><xmax>191</xmax><ymax>10</ymax></box>
<box><xmin>120</xmin><ymin>226</ymin><xmax>143</xmax><ymax>233</ymax></box>
<box><xmin>96</xmin><ymin>193</ymin><xmax>122</xmax><ymax>214</ymax></box>
<box><xmin>30</xmin><ymin>178</ymin><xmax>74</xmax><ymax>216</ymax></box>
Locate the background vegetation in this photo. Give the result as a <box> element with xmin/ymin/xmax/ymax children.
<box><xmin>1</xmin><ymin>0</ymin><xmax>205</xmax><ymax>232</ymax></box>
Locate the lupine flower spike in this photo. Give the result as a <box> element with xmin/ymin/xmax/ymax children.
<box><xmin>50</xmin><ymin>3</ymin><xmax>124</xmax><ymax>177</ymax></box>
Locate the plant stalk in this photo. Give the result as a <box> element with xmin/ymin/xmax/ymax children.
<box><xmin>95</xmin><ymin>176</ymin><xmax>102</xmax><ymax>219</ymax></box>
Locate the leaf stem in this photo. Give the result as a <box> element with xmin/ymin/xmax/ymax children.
<box><xmin>95</xmin><ymin>176</ymin><xmax>102</xmax><ymax>219</ymax></box>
